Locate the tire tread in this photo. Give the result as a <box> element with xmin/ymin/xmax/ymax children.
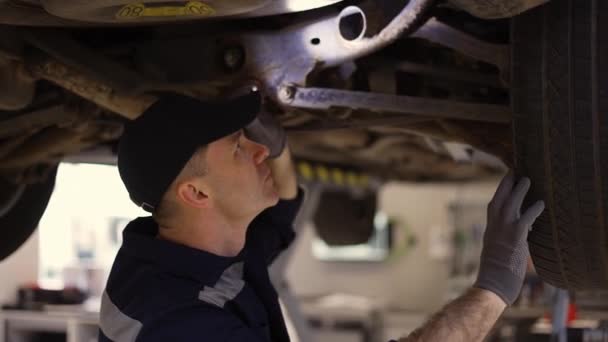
<box><xmin>512</xmin><ymin>0</ymin><xmax>608</xmax><ymax>289</ymax></box>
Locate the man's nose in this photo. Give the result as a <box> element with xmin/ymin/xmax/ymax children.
<box><xmin>245</xmin><ymin>137</ymin><xmax>270</xmax><ymax>164</ymax></box>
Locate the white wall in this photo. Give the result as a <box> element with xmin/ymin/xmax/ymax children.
<box><xmin>0</xmin><ymin>163</ymin><xmax>145</xmax><ymax>305</ymax></box>
<box><xmin>286</xmin><ymin>180</ymin><xmax>499</xmax><ymax>313</ymax></box>
<box><xmin>0</xmin><ymin>229</ymin><xmax>38</xmax><ymax>306</ymax></box>
<box><xmin>38</xmin><ymin>163</ymin><xmax>146</xmax><ymax>289</ymax></box>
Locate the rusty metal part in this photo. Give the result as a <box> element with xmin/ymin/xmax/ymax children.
<box><xmin>0</xmin><ymin>0</ymin><xmax>93</xmax><ymax>27</ymax></box>
<box><xmin>448</xmin><ymin>0</ymin><xmax>548</xmax><ymax>19</ymax></box>
<box><xmin>0</xmin><ymin>105</ymin><xmax>78</xmax><ymax>138</ymax></box>
<box><xmin>0</xmin><ymin>26</ymin><xmax>26</xmax><ymax>60</ymax></box>
<box><xmin>2</xmin><ymin>0</ymin><xmax>435</xmax><ymax>99</ymax></box>
<box><xmin>288</xmin><ymin>124</ymin><xmax>501</xmax><ymax>177</ymax></box>
<box><xmin>280</xmin><ymin>109</ymin><xmax>317</xmax><ymax>128</ymax></box>
<box><xmin>0</xmin><ymin>120</ymin><xmax>123</xmax><ymax>169</ymax></box>
<box><xmin>289</xmin><ymin>132</ymin><xmax>497</xmax><ymax>181</ymax></box>
<box><xmin>412</xmin><ymin>18</ymin><xmax>509</xmax><ymax>73</ymax></box>
<box><xmin>391</xmin><ymin>61</ymin><xmax>504</xmax><ymax>87</ymax></box>
<box><xmin>281</xmin><ymin>86</ymin><xmax>511</xmax><ymax>123</ymax></box>
<box><xmin>289</xmin><ymin>114</ymin><xmax>431</xmax><ymax>131</ymax></box>
<box><xmin>437</xmin><ymin>119</ymin><xmax>512</xmax><ymax>166</ymax></box>
<box><xmin>385</xmin><ymin>119</ymin><xmax>512</xmax><ymax>163</ymax></box>
<box><xmin>29</xmin><ymin>59</ymin><xmax>156</xmax><ymax>119</ymax></box>
<box><xmin>0</xmin><ymin>57</ymin><xmax>35</xmax><ymax>110</ymax></box>
<box><xmin>355</xmin><ymin>135</ymin><xmax>416</xmax><ymax>161</ymax></box>
<box><xmin>18</xmin><ymin>0</ymin><xmax>437</xmax><ymax>106</ymax></box>
<box><xmin>381</xmin><ymin>121</ymin><xmax>454</xmax><ymax>142</ymax></box>
<box><xmin>289</xmin><ymin>129</ymin><xmax>369</xmax><ymax>150</ymax></box>
<box><xmin>0</xmin><ymin>126</ymin><xmax>85</xmax><ymax>169</ymax></box>
<box><xmin>23</xmin><ymin>29</ymin><xmax>150</xmax><ymax>93</ymax></box>
<box><xmin>0</xmin><ymin>134</ymin><xmax>30</xmax><ymax>160</ymax></box>
<box><xmin>368</xmin><ymin>66</ymin><xmax>397</xmax><ymax>94</ymax></box>
<box><xmin>362</xmin><ymin>115</ymin><xmax>513</xmax><ymax>165</ymax></box>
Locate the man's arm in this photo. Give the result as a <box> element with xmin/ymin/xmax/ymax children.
<box><xmin>398</xmin><ymin>288</ymin><xmax>505</xmax><ymax>342</ymax></box>
<box><xmin>267</xmin><ymin>145</ymin><xmax>298</xmax><ymax>200</ymax></box>
<box><xmin>245</xmin><ymin>111</ymin><xmax>302</xmax><ymax>264</ymax></box>
<box><xmin>394</xmin><ymin>171</ymin><xmax>545</xmax><ymax>342</ymax></box>
<box><xmin>248</xmin><ymin>145</ymin><xmax>302</xmax><ymax>265</ymax></box>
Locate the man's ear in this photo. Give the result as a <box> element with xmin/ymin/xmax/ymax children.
<box><xmin>175</xmin><ymin>178</ymin><xmax>210</xmax><ymax>209</ymax></box>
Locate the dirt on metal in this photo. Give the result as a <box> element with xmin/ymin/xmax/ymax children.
<box><xmin>449</xmin><ymin>0</ymin><xmax>548</xmax><ymax>19</ymax></box>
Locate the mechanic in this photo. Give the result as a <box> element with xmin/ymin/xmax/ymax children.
<box><xmin>98</xmin><ymin>87</ymin><xmax>545</xmax><ymax>342</ymax></box>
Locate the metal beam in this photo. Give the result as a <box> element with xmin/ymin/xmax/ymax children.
<box><xmin>412</xmin><ymin>18</ymin><xmax>509</xmax><ymax>73</ymax></box>
<box><xmin>280</xmin><ymin>86</ymin><xmax>512</xmax><ymax>123</ymax></box>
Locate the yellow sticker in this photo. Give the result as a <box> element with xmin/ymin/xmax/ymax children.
<box><xmin>331</xmin><ymin>168</ymin><xmax>344</xmax><ymax>185</ymax></box>
<box><xmin>116</xmin><ymin>1</ymin><xmax>215</xmax><ymax>20</ymax></box>
<box><xmin>346</xmin><ymin>171</ymin><xmax>358</xmax><ymax>186</ymax></box>
<box><xmin>298</xmin><ymin>162</ymin><xmax>313</xmax><ymax>180</ymax></box>
<box><xmin>316</xmin><ymin>166</ymin><xmax>329</xmax><ymax>182</ymax></box>
<box><xmin>358</xmin><ymin>174</ymin><xmax>370</xmax><ymax>187</ymax></box>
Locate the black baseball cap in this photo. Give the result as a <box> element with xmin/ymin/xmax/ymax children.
<box><xmin>117</xmin><ymin>90</ymin><xmax>262</xmax><ymax>212</ymax></box>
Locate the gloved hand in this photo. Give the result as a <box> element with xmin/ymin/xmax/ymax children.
<box><xmin>475</xmin><ymin>171</ymin><xmax>545</xmax><ymax>305</ymax></box>
<box><xmin>244</xmin><ymin>108</ymin><xmax>286</xmax><ymax>159</ymax></box>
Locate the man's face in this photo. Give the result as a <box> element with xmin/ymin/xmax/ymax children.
<box><xmin>202</xmin><ymin>129</ymin><xmax>279</xmax><ymax>219</ymax></box>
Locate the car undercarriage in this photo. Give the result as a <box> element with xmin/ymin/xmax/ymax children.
<box><xmin>0</xmin><ymin>0</ymin><xmax>533</xmax><ymax>183</ymax></box>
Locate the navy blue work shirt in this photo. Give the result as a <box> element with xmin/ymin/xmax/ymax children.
<box><xmin>98</xmin><ymin>189</ymin><xmax>304</xmax><ymax>342</ymax></box>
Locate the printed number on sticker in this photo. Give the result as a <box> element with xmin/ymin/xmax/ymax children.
<box><xmin>116</xmin><ymin>1</ymin><xmax>215</xmax><ymax>20</ymax></box>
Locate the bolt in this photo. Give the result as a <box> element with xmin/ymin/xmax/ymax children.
<box><xmin>279</xmin><ymin>85</ymin><xmax>296</xmax><ymax>102</ymax></box>
<box><xmin>223</xmin><ymin>46</ymin><xmax>245</xmax><ymax>71</ymax></box>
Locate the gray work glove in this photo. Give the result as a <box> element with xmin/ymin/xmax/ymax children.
<box><xmin>244</xmin><ymin>109</ymin><xmax>286</xmax><ymax>158</ymax></box>
<box><xmin>475</xmin><ymin>171</ymin><xmax>545</xmax><ymax>305</ymax></box>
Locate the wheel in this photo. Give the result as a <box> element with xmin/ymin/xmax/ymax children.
<box><xmin>512</xmin><ymin>0</ymin><xmax>608</xmax><ymax>289</ymax></box>
<box><xmin>0</xmin><ymin>166</ymin><xmax>58</xmax><ymax>261</ymax></box>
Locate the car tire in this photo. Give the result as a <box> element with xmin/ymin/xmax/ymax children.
<box><xmin>0</xmin><ymin>166</ymin><xmax>58</xmax><ymax>261</ymax></box>
<box><xmin>512</xmin><ymin>0</ymin><xmax>608</xmax><ymax>289</ymax></box>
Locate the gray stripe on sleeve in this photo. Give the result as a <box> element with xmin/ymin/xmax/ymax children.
<box><xmin>198</xmin><ymin>262</ymin><xmax>245</xmax><ymax>308</ymax></box>
<box><xmin>99</xmin><ymin>291</ymin><xmax>143</xmax><ymax>342</ymax></box>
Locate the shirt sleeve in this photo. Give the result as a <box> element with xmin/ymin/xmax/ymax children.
<box><xmin>135</xmin><ymin>305</ymin><xmax>264</xmax><ymax>342</ymax></box>
<box><xmin>247</xmin><ymin>186</ymin><xmax>305</xmax><ymax>265</ymax></box>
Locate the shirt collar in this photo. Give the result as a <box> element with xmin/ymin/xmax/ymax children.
<box><xmin>120</xmin><ymin>216</ymin><xmax>245</xmax><ymax>286</ymax></box>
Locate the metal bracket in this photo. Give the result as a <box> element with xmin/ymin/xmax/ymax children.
<box><xmin>412</xmin><ymin>18</ymin><xmax>510</xmax><ymax>76</ymax></box>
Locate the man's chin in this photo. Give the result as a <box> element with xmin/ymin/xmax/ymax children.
<box><xmin>272</xmin><ymin>194</ymin><xmax>280</xmax><ymax>206</ymax></box>
<box><xmin>265</xmin><ymin>183</ymin><xmax>280</xmax><ymax>204</ymax></box>
<box><xmin>268</xmin><ymin>192</ymin><xmax>280</xmax><ymax>206</ymax></box>
<box><xmin>257</xmin><ymin>194</ymin><xmax>279</xmax><ymax>214</ymax></box>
